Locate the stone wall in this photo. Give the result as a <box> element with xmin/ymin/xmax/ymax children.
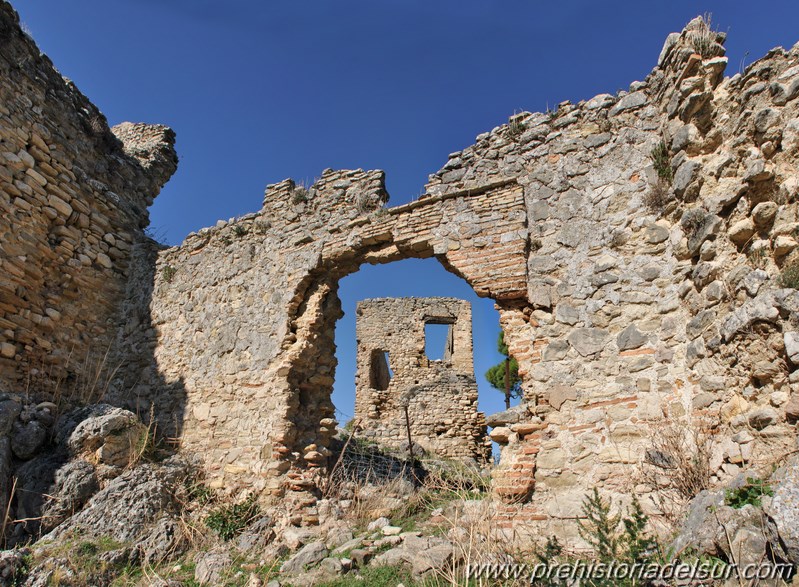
<box><xmin>108</xmin><ymin>171</ymin><xmax>527</xmax><ymax>510</ymax></box>
<box><xmin>353</xmin><ymin>297</ymin><xmax>490</xmax><ymax>462</ymax></box>
<box><xmin>107</xmin><ymin>17</ymin><xmax>799</xmax><ymax>539</ymax></box>
<box><xmin>4</xmin><ymin>4</ymin><xmax>799</xmax><ymax>544</ymax></box>
<box><xmin>0</xmin><ymin>2</ymin><xmax>176</xmax><ymax>397</ymax></box>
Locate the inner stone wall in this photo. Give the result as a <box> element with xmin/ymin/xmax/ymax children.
<box><xmin>0</xmin><ymin>1</ymin><xmax>176</xmax><ymax>397</ymax></box>
<box><xmin>353</xmin><ymin>297</ymin><xmax>490</xmax><ymax>462</ymax></box>
<box><xmin>108</xmin><ymin>172</ymin><xmax>527</xmax><ymax>506</ymax></box>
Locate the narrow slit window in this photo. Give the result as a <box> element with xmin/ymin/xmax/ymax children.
<box><xmin>369</xmin><ymin>349</ymin><xmax>392</xmax><ymax>390</ymax></box>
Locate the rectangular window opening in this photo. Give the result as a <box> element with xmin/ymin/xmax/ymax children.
<box><xmin>369</xmin><ymin>349</ymin><xmax>392</xmax><ymax>390</ymax></box>
<box><xmin>425</xmin><ymin>321</ymin><xmax>454</xmax><ymax>361</ymax></box>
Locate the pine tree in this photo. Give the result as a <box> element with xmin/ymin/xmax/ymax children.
<box><xmin>484</xmin><ymin>331</ymin><xmax>521</xmax><ymax>409</ymax></box>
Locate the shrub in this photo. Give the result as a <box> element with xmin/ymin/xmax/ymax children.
<box><xmin>162</xmin><ymin>265</ymin><xmax>177</xmax><ymax>283</ymax></box>
<box><xmin>680</xmin><ymin>207</ymin><xmax>706</xmax><ymax>239</ymax></box>
<box><xmin>508</xmin><ymin>116</ymin><xmax>525</xmax><ymax>140</ymax></box>
<box><xmin>689</xmin><ymin>13</ymin><xmax>720</xmax><ymax>58</ymax></box>
<box><xmin>644</xmin><ymin>422</ymin><xmax>711</xmax><ymax>501</ymax></box>
<box><xmin>780</xmin><ymin>258</ymin><xmax>799</xmax><ymax>289</ymax></box>
<box><xmin>205</xmin><ymin>494</ymin><xmax>260</xmax><ymax>541</ymax></box>
<box><xmin>291</xmin><ymin>185</ymin><xmax>309</xmax><ymax>204</ymax></box>
<box><xmin>643</xmin><ymin>181</ymin><xmax>672</xmax><ymax>214</ymax></box>
<box><xmin>232</xmin><ymin>224</ymin><xmax>248</xmax><ymax>237</ymax></box>
<box><xmin>577</xmin><ymin>490</ymin><xmax>659</xmax><ymax>586</ymax></box>
<box><xmin>578</xmin><ymin>488</ymin><xmax>621</xmax><ymax>562</ymax></box>
<box><xmin>724</xmin><ymin>477</ymin><xmax>774</xmax><ymax>508</ymax></box>
<box><xmin>747</xmin><ymin>247</ymin><xmax>768</xmax><ymax>269</ymax></box>
<box><xmin>651</xmin><ymin>141</ymin><xmax>673</xmax><ymax>183</ymax></box>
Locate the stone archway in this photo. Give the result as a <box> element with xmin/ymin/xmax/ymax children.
<box><xmin>120</xmin><ymin>169</ymin><xmax>531</xmax><ymax>500</ymax></box>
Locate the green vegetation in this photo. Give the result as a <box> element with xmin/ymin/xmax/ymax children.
<box><xmin>485</xmin><ymin>331</ymin><xmax>521</xmax><ymax>409</ymax></box>
<box><xmin>576</xmin><ymin>489</ymin><xmax>659</xmax><ymax>586</ymax></box>
<box><xmin>313</xmin><ymin>565</ymin><xmax>416</xmax><ymax>587</ymax></box>
<box><xmin>724</xmin><ymin>477</ymin><xmax>774</xmax><ymax>509</ymax></box>
<box><xmin>650</xmin><ymin>141</ymin><xmax>673</xmax><ymax>183</ymax></box>
<box><xmin>780</xmin><ymin>257</ymin><xmax>799</xmax><ymax>288</ymax></box>
<box><xmin>162</xmin><ymin>264</ymin><xmax>177</xmax><ymax>283</ymax></box>
<box><xmin>205</xmin><ymin>494</ymin><xmax>261</xmax><ymax>541</ymax></box>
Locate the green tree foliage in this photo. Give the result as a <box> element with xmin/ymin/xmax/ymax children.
<box><xmin>484</xmin><ymin>331</ymin><xmax>522</xmax><ymax>408</ymax></box>
<box><xmin>577</xmin><ymin>489</ymin><xmax>660</xmax><ymax>586</ymax></box>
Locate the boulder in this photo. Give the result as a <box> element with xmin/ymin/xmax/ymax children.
<box><xmin>0</xmin><ymin>399</ymin><xmax>21</xmax><ymax>436</ymax></box>
<box><xmin>728</xmin><ymin>218</ymin><xmax>755</xmax><ymax>246</ymax></box>
<box><xmin>763</xmin><ymin>456</ymin><xmax>799</xmax><ymax>565</ymax></box>
<box><xmin>139</xmin><ymin>516</ymin><xmax>186</xmax><ymax>565</ymax></box>
<box><xmin>0</xmin><ymin>548</ymin><xmax>29</xmax><ymax>586</ymax></box>
<box><xmin>45</xmin><ymin>456</ymin><xmax>191</xmax><ymax>544</ymax></box>
<box><xmin>280</xmin><ymin>541</ymin><xmax>329</xmax><ymax>575</ymax></box>
<box><xmin>66</xmin><ymin>405</ymin><xmax>146</xmax><ymax>467</ymax></box>
<box><xmin>195</xmin><ymin>548</ymin><xmax>232</xmax><ymax>586</ymax></box>
<box><xmin>236</xmin><ymin>515</ymin><xmax>275</xmax><ymax>552</ymax></box>
<box><xmin>784</xmin><ymin>331</ymin><xmax>799</xmax><ymax>365</ymax></box>
<box><xmin>10</xmin><ymin>420</ymin><xmax>47</xmax><ymax>459</ymax></box>
<box><xmin>747</xmin><ymin>407</ymin><xmax>779</xmax><ymax>430</ymax></box>
<box><xmin>673</xmin><ymin>459</ymin><xmax>799</xmax><ymax>570</ymax></box>
<box><xmin>752</xmin><ymin>201</ymin><xmax>779</xmax><ymax>230</ymax></box>
<box><xmin>785</xmin><ymin>397</ymin><xmax>799</xmax><ymax>423</ymax></box>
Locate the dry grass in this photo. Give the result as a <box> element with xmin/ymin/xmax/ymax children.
<box><xmin>643</xmin><ymin>181</ymin><xmax>672</xmax><ymax>214</ymax></box>
<box><xmin>688</xmin><ymin>13</ymin><xmax>720</xmax><ymax>58</ymax></box>
<box><xmin>24</xmin><ymin>344</ymin><xmax>121</xmax><ymax>416</ymax></box>
<box><xmin>641</xmin><ymin>420</ymin><xmax>713</xmax><ymax>524</ymax></box>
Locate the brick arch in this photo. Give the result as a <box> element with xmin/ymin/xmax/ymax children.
<box><xmin>128</xmin><ymin>169</ymin><xmax>530</xmax><ymax>499</ymax></box>
<box><xmin>274</xmin><ymin>171</ymin><xmax>531</xmax><ymax>491</ymax></box>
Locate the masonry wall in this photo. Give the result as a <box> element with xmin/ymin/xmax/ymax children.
<box><xmin>4</xmin><ymin>3</ymin><xmax>799</xmax><ymax>545</ymax></box>
<box><xmin>353</xmin><ymin>297</ymin><xmax>490</xmax><ymax>462</ymax></box>
<box><xmin>0</xmin><ymin>1</ymin><xmax>177</xmax><ymax>397</ymax></box>
<box><xmin>426</xmin><ymin>19</ymin><xmax>799</xmax><ymax>538</ymax></box>
<box><xmin>107</xmin><ymin>17</ymin><xmax>799</xmax><ymax>539</ymax></box>
<box><xmin>107</xmin><ymin>172</ymin><xmax>526</xmax><ymax>515</ymax></box>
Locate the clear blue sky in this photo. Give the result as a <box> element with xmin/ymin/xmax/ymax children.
<box><xmin>14</xmin><ymin>1</ymin><xmax>799</xmax><ymax>423</ymax></box>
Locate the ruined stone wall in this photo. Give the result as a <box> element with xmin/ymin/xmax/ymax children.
<box><xmin>0</xmin><ymin>2</ymin><xmax>177</xmax><ymax>398</ymax></box>
<box><xmin>353</xmin><ymin>297</ymin><xmax>490</xmax><ymax>462</ymax></box>
<box><xmin>108</xmin><ymin>17</ymin><xmax>799</xmax><ymax>539</ymax></box>
<box><xmin>5</xmin><ymin>1</ymin><xmax>799</xmax><ymax>544</ymax></box>
<box><xmin>108</xmin><ymin>171</ymin><xmax>526</xmax><ymax>507</ymax></box>
<box><xmin>426</xmin><ymin>18</ymin><xmax>799</xmax><ymax>538</ymax></box>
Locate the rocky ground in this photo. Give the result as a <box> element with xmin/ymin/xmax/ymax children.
<box><xmin>0</xmin><ymin>402</ymin><xmax>796</xmax><ymax>586</ymax></box>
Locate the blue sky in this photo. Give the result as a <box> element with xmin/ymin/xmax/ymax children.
<box><xmin>14</xmin><ymin>1</ymin><xmax>799</xmax><ymax>422</ymax></box>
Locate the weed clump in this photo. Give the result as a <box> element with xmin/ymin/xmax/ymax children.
<box><xmin>643</xmin><ymin>181</ymin><xmax>672</xmax><ymax>214</ymax></box>
<box><xmin>651</xmin><ymin>141</ymin><xmax>673</xmax><ymax>183</ymax></box>
<box><xmin>680</xmin><ymin>207</ymin><xmax>706</xmax><ymax>239</ymax></box>
<box><xmin>205</xmin><ymin>494</ymin><xmax>260</xmax><ymax>541</ymax></box>
<box><xmin>724</xmin><ymin>477</ymin><xmax>774</xmax><ymax>508</ymax></box>
<box><xmin>780</xmin><ymin>257</ymin><xmax>799</xmax><ymax>288</ymax></box>
<box><xmin>162</xmin><ymin>265</ymin><xmax>177</xmax><ymax>283</ymax></box>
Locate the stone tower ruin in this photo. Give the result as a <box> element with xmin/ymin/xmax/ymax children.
<box><xmin>353</xmin><ymin>297</ymin><xmax>490</xmax><ymax>463</ymax></box>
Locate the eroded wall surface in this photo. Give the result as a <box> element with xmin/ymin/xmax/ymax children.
<box><xmin>113</xmin><ymin>18</ymin><xmax>799</xmax><ymax>535</ymax></box>
<box><xmin>353</xmin><ymin>297</ymin><xmax>490</xmax><ymax>462</ymax></box>
<box><xmin>3</xmin><ymin>4</ymin><xmax>799</xmax><ymax>541</ymax></box>
<box><xmin>0</xmin><ymin>2</ymin><xmax>176</xmax><ymax>396</ymax></box>
<box><xmin>109</xmin><ymin>172</ymin><xmax>526</xmax><ymax>511</ymax></box>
